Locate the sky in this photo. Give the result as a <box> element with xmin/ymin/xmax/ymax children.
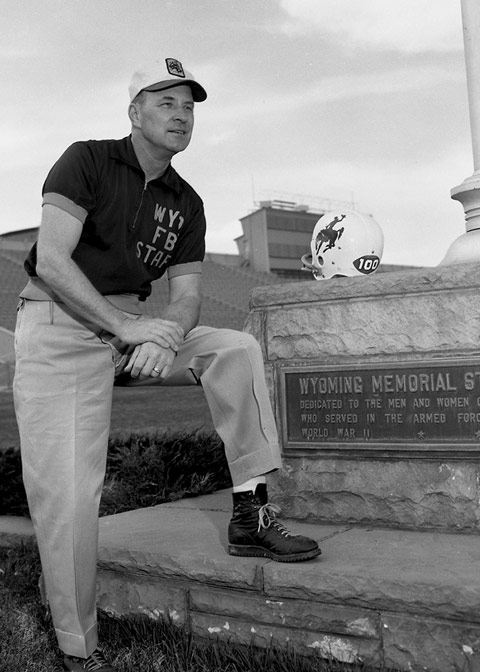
<box><xmin>1</xmin><ymin>0</ymin><xmax>474</xmax><ymax>266</ymax></box>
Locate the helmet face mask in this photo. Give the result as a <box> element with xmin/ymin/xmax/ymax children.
<box><xmin>302</xmin><ymin>209</ymin><xmax>384</xmax><ymax>280</ymax></box>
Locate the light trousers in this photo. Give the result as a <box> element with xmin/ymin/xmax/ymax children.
<box><xmin>13</xmin><ymin>299</ymin><xmax>281</xmax><ymax>657</ymax></box>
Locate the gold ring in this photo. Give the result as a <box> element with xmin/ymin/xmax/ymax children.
<box><xmin>152</xmin><ymin>367</ymin><xmax>161</xmax><ymax>375</ymax></box>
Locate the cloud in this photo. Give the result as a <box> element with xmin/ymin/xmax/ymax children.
<box><xmin>195</xmin><ymin>60</ymin><xmax>464</xmax><ymax>157</ymax></box>
<box><xmin>0</xmin><ymin>45</ymin><xmax>38</xmax><ymax>58</ymax></box>
<box><xmin>205</xmin><ymin>218</ymin><xmax>243</xmax><ymax>253</ymax></box>
<box><xmin>231</xmin><ymin>142</ymin><xmax>471</xmax><ymax>267</ymax></box>
<box><xmin>278</xmin><ymin>0</ymin><xmax>463</xmax><ymax>53</ymax></box>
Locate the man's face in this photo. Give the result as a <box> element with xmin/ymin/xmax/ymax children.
<box><xmin>133</xmin><ymin>85</ymin><xmax>194</xmax><ymax>156</ymax></box>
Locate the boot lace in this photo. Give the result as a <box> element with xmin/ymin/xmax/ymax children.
<box><xmin>84</xmin><ymin>650</ymin><xmax>114</xmax><ymax>671</ymax></box>
<box><xmin>257</xmin><ymin>503</ymin><xmax>298</xmax><ymax>537</ymax></box>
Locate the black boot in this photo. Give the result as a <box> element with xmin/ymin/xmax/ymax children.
<box><xmin>228</xmin><ymin>484</ymin><xmax>321</xmax><ymax>562</ymax></box>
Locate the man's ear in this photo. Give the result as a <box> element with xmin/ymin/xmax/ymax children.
<box><xmin>128</xmin><ymin>102</ymin><xmax>141</xmax><ymax>127</ymax></box>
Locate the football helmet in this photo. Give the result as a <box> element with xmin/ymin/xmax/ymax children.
<box><xmin>301</xmin><ymin>209</ymin><xmax>384</xmax><ymax>279</ymax></box>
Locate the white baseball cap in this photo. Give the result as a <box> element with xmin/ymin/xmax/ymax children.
<box><xmin>129</xmin><ymin>57</ymin><xmax>207</xmax><ymax>103</ymax></box>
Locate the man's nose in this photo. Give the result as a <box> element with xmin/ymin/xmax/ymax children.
<box><xmin>173</xmin><ymin>108</ymin><xmax>188</xmax><ymax>123</ymax></box>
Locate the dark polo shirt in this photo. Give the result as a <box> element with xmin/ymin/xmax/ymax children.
<box><xmin>24</xmin><ymin>136</ymin><xmax>206</xmax><ymax>301</ymax></box>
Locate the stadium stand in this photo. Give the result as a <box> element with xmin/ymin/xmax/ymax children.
<box><xmin>0</xmin><ymin>240</ymin><xmax>287</xmax><ymax>388</ymax></box>
<box><xmin>0</xmin><ymin>249</ymin><xmax>27</xmax><ymax>333</ymax></box>
<box><xmin>0</xmin><ymin>223</ymin><xmax>414</xmax><ymax>389</ymax></box>
<box><xmin>140</xmin><ymin>260</ymin><xmax>285</xmax><ymax>331</ymax></box>
<box><xmin>0</xmin><ymin>249</ymin><xmax>285</xmax><ymax>333</ymax></box>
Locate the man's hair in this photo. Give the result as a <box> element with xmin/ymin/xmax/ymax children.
<box><xmin>131</xmin><ymin>90</ymin><xmax>147</xmax><ymax>106</ymax></box>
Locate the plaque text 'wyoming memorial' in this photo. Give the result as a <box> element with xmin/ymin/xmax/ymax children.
<box><xmin>280</xmin><ymin>359</ymin><xmax>480</xmax><ymax>455</ymax></box>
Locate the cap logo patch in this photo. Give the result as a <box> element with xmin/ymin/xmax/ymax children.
<box><xmin>166</xmin><ymin>58</ymin><xmax>185</xmax><ymax>78</ymax></box>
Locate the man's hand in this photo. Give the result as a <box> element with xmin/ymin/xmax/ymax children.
<box><xmin>124</xmin><ymin>342</ymin><xmax>177</xmax><ymax>380</ymax></box>
<box><xmin>119</xmin><ymin>316</ymin><xmax>184</xmax><ymax>352</ymax></box>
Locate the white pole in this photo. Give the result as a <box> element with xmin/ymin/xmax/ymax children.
<box><xmin>460</xmin><ymin>0</ymin><xmax>480</xmax><ymax>171</ymax></box>
<box><xmin>441</xmin><ymin>0</ymin><xmax>480</xmax><ymax>264</ymax></box>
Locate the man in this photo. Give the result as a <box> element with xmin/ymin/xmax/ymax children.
<box><xmin>13</xmin><ymin>58</ymin><xmax>320</xmax><ymax>672</ymax></box>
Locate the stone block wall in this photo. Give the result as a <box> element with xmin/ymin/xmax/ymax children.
<box><xmin>97</xmin><ymin>570</ymin><xmax>381</xmax><ymax>665</ymax></box>
<box><xmin>245</xmin><ymin>262</ymin><xmax>480</xmax><ymax>532</ymax></box>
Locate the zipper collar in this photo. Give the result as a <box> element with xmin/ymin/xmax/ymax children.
<box><xmin>109</xmin><ymin>136</ymin><xmax>182</xmax><ymax>195</ymax></box>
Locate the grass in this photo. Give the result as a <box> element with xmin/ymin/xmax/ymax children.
<box><xmin>0</xmin><ymin>390</ymin><xmax>20</xmax><ymax>449</ymax></box>
<box><xmin>0</xmin><ymin>428</ymin><xmax>232</xmax><ymax>518</ymax></box>
<box><xmin>100</xmin><ymin>429</ymin><xmax>231</xmax><ymax>515</ymax></box>
<box><xmin>0</xmin><ymin>542</ymin><xmax>57</xmax><ymax>671</ymax></box>
<box><xmin>0</xmin><ymin>541</ymin><xmax>387</xmax><ymax>672</ymax></box>
<box><xmin>0</xmin><ymin>385</ymin><xmax>214</xmax><ymax>449</ymax></box>
<box><xmin>0</xmin><ymin>385</ymin><xmax>222</xmax><ymax>518</ymax></box>
<box><xmin>0</xmin><ymin>382</ymin><xmax>227</xmax><ymax>520</ymax></box>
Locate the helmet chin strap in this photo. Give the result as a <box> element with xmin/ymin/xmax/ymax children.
<box><xmin>301</xmin><ymin>253</ymin><xmax>348</xmax><ymax>280</ymax></box>
<box><xmin>300</xmin><ymin>253</ymin><xmax>325</xmax><ymax>280</ymax></box>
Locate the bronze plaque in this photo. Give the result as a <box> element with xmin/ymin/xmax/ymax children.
<box><xmin>279</xmin><ymin>359</ymin><xmax>480</xmax><ymax>453</ymax></box>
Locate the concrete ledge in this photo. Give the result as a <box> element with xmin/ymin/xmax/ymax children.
<box><xmin>249</xmin><ymin>262</ymin><xmax>480</xmax><ymax>307</ymax></box>
<box><xmin>95</xmin><ymin>490</ymin><xmax>480</xmax><ymax>672</ymax></box>
<box><xmin>0</xmin><ymin>515</ymin><xmax>34</xmax><ymax>547</ymax></box>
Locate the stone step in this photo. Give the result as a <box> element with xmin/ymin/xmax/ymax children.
<box><xmin>95</xmin><ymin>489</ymin><xmax>480</xmax><ymax>672</ymax></box>
<box><xmin>2</xmin><ymin>492</ymin><xmax>479</xmax><ymax>671</ymax></box>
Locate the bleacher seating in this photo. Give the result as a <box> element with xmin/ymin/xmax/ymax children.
<box><xmin>0</xmin><ymin>249</ymin><xmax>288</xmax><ymax>336</ymax></box>
<box><xmin>0</xmin><ymin>251</ymin><xmax>26</xmax><ymax>332</ymax></box>
<box><xmin>0</xmin><ymin>243</ymin><xmax>413</xmax><ymax>338</ymax></box>
<box><xmin>0</xmin><ymin>224</ymin><xmax>416</xmax><ymax>393</ymax></box>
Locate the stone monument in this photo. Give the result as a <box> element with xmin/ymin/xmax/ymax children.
<box><xmin>245</xmin><ymin>263</ymin><xmax>480</xmax><ymax>532</ymax></box>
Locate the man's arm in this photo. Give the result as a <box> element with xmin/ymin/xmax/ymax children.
<box><xmin>160</xmin><ymin>272</ymin><xmax>202</xmax><ymax>334</ymax></box>
<box><xmin>36</xmin><ymin>204</ymin><xmax>184</xmax><ymax>351</ymax></box>
<box><xmin>124</xmin><ymin>272</ymin><xmax>202</xmax><ymax>380</ymax></box>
